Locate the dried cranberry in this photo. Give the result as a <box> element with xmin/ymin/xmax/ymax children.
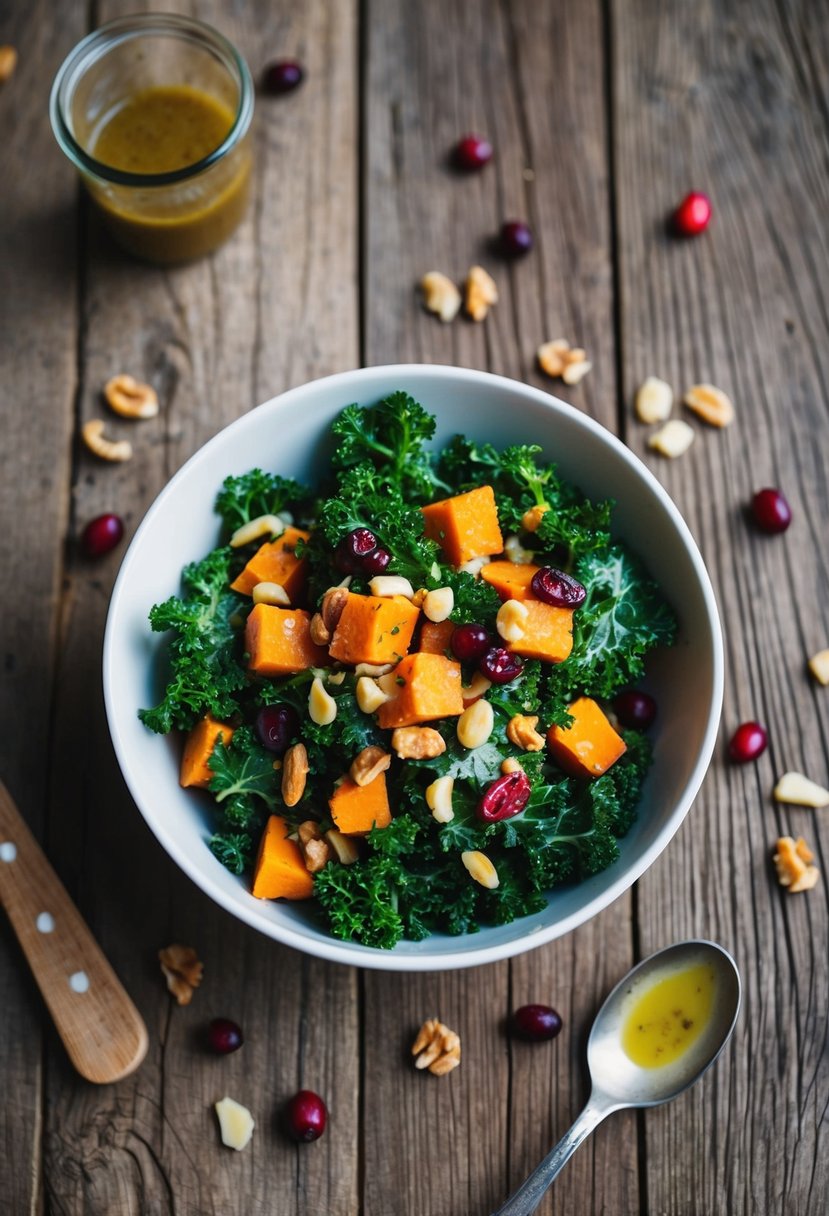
<box><xmin>477</xmin><ymin>770</ymin><xmax>531</xmax><ymax>823</ymax></box>
<box><xmin>451</xmin><ymin>623</ymin><xmax>492</xmax><ymax>661</ymax></box>
<box><xmin>751</xmin><ymin>488</ymin><xmax>792</xmax><ymax>534</ymax></box>
<box><xmin>262</xmin><ymin>60</ymin><xmax>304</xmax><ymax>94</ymax></box>
<box><xmin>530</xmin><ymin>566</ymin><xmax>586</xmax><ymax>608</ymax></box>
<box><xmin>361</xmin><ymin>547</ymin><xmax>391</xmax><ymax>576</ymax></box>
<box><xmin>479</xmin><ymin>646</ymin><xmax>523</xmax><ymax>684</ymax></box>
<box><xmin>511</xmin><ymin>1004</ymin><xmax>563</xmax><ymax>1042</ymax></box>
<box><xmin>499</xmin><ymin>220</ymin><xmax>533</xmax><ymax>257</ymax></box>
<box><xmin>286</xmin><ymin>1089</ymin><xmax>327</xmax><ymax>1142</ymax></box>
<box><xmin>672</xmin><ymin>191</ymin><xmax>712</xmax><ymax>237</ymax></box>
<box><xmin>81</xmin><ymin>512</ymin><xmax>124</xmax><ymax>557</ymax></box>
<box><xmin>334</xmin><ymin>527</ymin><xmax>380</xmax><ymax>573</ymax></box>
<box><xmin>207</xmin><ymin>1017</ymin><xmax>243</xmax><ymax>1054</ymax></box>
<box><xmin>255</xmin><ymin>704</ymin><xmax>299</xmax><ymax>755</ymax></box>
<box><xmin>728</xmin><ymin>721</ymin><xmax>768</xmax><ymax>764</ymax></box>
<box><xmin>454</xmin><ymin>134</ymin><xmax>492</xmax><ymax>171</ymax></box>
<box><xmin>612</xmin><ymin>690</ymin><xmax>657</xmax><ymax>731</ymax></box>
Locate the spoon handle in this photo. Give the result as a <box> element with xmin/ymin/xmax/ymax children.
<box><xmin>0</xmin><ymin>779</ymin><xmax>148</xmax><ymax>1084</ymax></box>
<box><xmin>491</xmin><ymin>1096</ymin><xmax>615</xmax><ymax>1216</ymax></box>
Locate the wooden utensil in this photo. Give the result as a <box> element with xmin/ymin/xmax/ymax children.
<box><xmin>0</xmin><ymin>779</ymin><xmax>148</xmax><ymax>1084</ymax></box>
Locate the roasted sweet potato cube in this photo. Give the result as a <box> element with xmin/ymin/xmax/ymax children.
<box><xmin>417</xmin><ymin>618</ymin><xmax>455</xmax><ymax>656</ymax></box>
<box><xmin>376</xmin><ymin>653</ymin><xmax>464</xmax><ymax>729</ymax></box>
<box><xmin>230</xmin><ymin>526</ymin><xmax>310</xmax><ymax>600</ymax></box>
<box><xmin>547</xmin><ymin>696</ymin><xmax>627</xmax><ymax>779</ymax></box>
<box><xmin>481</xmin><ymin>560</ymin><xmax>541</xmax><ymax>601</ymax></box>
<box><xmin>252</xmin><ymin>814</ymin><xmax>314</xmax><ymax>900</ymax></box>
<box><xmin>245</xmin><ymin>603</ymin><xmax>328</xmax><ymax>675</ymax></box>
<box><xmin>328</xmin><ymin>593</ymin><xmax>420</xmax><ymax>666</ymax></box>
<box><xmin>328</xmin><ymin>772</ymin><xmax>392</xmax><ymax>835</ymax></box>
<box><xmin>421</xmin><ymin>485</ymin><xmax>504</xmax><ymax>566</ymax></box>
<box><xmin>508</xmin><ymin>600</ymin><xmax>574</xmax><ymax>663</ymax></box>
<box><xmin>180</xmin><ymin>714</ymin><xmax>234</xmax><ymax>789</ymax></box>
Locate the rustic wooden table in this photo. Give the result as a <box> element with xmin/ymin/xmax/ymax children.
<box><xmin>2</xmin><ymin>1</ymin><xmax>827</xmax><ymax>1212</ymax></box>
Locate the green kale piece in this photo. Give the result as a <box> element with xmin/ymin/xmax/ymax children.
<box><xmin>214</xmin><ymin>469</ymin><xmax>310</xmax><ymax>534</ymax></box>
<box><xmin>209</xmin><ymin>831</ymin><xmax>254</xmax><ymax>875</ymax></box>
<box><xmin>314</xmin><ymin>855</ymin><xmax>406</xmax><ymax>950</ymax></box>
<box><xmin>331</xmin><ymin>391</ymin><xmax>450</xmax><ymax>501</ymax></box>
<box><xmin>138</xmin><ymin>547</ymin><xmax>248</xmax><ymax>734</ymax></box>
<box><xmin>443</xmin><ymin>569</ymin><xmax>501</xmax><ymax>624</ymax></box>
<box><xmin>207</xmin><ymin>728</ymin><xmax>280</xmax><ymax>830</ymax></box>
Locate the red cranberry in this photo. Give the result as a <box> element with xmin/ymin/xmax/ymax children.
<box><xmin>531</xmin><ymin>566</ymin><xmax>586</xmax><ymax>608</ymax></box>
<box><xmin>262</xmin><ymin>60</ymin><xmax>304</xmax><ymax>94</ymax></box>
<box><xmin>499</xmin><ymin>220</ymin><xmax>533</xmax><ymax>257</ymax></box>
<box><xmin>454</xmin><ymin>134</ymin><xmax>492</xmax><ymax>171</ymax></box>
<box><xmin>286</xmin><ymin>1089</ymin><xmax>327</xmax><ymax>1142</ymax></box>
<box><xmin>477</xmin><ymin>770</ymin><xmax>531</xmax><ymax>823</ymax></box>
<box><xmin>612</xmin><ymin>689</ymin><xmax>657</xmax><ymax>730</ymax></box>
<box><xmin>451</xmin><ymin>623</ymin><xmax>491</xmax><ymax>661</ymax></box>
<box><xmin>672</xmin><ymin>191</ymin><xmax>712</xmax><ymax>237</ymax></box>
<box><xmin>361</xmin><ymin>547</ymin><xmax>392</xmax><ymax>576</ymax></box>
<box><xmin>751</xmin><ymin>488</ymin><xmax>792</xmax><ymax>534</ymax></box>
<box><xmin>81</xmin><ymin>512</ymin><xmax>124</xmax><ymax>557</ymax></box>
<box><xmin>728</xmin><ymin>720</ymin><xmax>768</xmax><ymax>763</ymax></box>
<box><xmin>334</xmin><ymin>527</ymin><xmax>380</xmax><ymax>573</ymax></box>
<box><xmin>511</xmin><ymin>1004</ymin><xmax>563</xmax><ymax>1042</ymax></box>
<box><xmin>255</xmin><ymin>704</ymin><xmax>299</xmax><ymax>754</ymax></box>
<box><xmin>207</xmin><ymin>1017</ymin><xmax>243</xmax><ymax>1054</ymax></box>
<box><xmin>479</xmin><ymin>646</ymin><xmax>523</xmax><ymax>684</ymax></box>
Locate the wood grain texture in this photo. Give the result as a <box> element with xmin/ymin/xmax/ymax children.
<box><xmin>612</xmin><ymin>0</ymin><xmax>829</xmax><ymax>1212</ymax></box>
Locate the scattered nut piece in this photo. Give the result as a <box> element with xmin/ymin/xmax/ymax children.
<box><xmin>537</xmin><ymin>339</ymin><xmax>591</xmax><ymax>384</ymax></box>
<box><xmin>391</xmin><ymin>726</ymin><xmax>446</xmax><ymax>760</ymax></box>
<box><xmin>309</xmin><ymin>677</ymin><xmax>337</xmax><ymax>726</ymax></box>
<box><xmin>355</xmin><ymin>676</ymin><xmax>390</xmax><ymax>714</ymax></box>
<box><xmin>411</xmin><ymin>587</ymin><xmax>428</xmax><ymax>608</ymax></box>
<box><xmin>420</xmin><ymin>271</ymin><xmax>462</xmax><ymax>323</ymax></box>
<box><xmin>350</xmin><ymin>745</ymin><xmax>391</xmax><ymax>787</ymax></box>
<box><xmin>683</xmin><ymin>383</ymin><xmax>734</xmax><ymax>427</ymax></box>
<box><xmin>461</xmin><ymin>850</ymin><xmax>500</xmax><ymax>889</ymax></box>
<box><xmin>503</xmin><ymin>534</ymin><xmax>536</xmax><ymax>565</ymax></box>
<box><xmin>411</xmin><ymin>1018</ymin><xmax>461</xmax><ymax>1075</ymax></box>
<box><xmin>457</xmin><ymin>698</ymin><xmax>494</xmax><ymax>749</ymax></box>
<box><xmin>321</xmin><ymin>587</ymin><xmax>349</xmax><ymax>633</ymax></box>
<box><xmin>506</xmin><ymin>713</ymin><xmax>545</xmax><ymax>752</ymax></box>
<box><xmin>104</xmin><ymin>373</ymin><xmax>159</xmax><ymax>419</ymax></box>
<box><xmin>81</xmin><ymin>418</ymin><xmax>132</xmax><ymax>462</ymax></box>
<box><xmin>0</xmin><ymin>46</ymin><xmax>17</xmax><ymax>86</ymax></box>
<box><xmin>368</xmin><ymin>574</ymin><xmax>415</xmax><ymax>599</ymax></box>
<box><xmin>496</xmin><ymin>598</ymin><xmax>529</xmax><ymax>643</ymax></box>
<box><xmin>458</xmin><ymin>555</ymin><xmax>491</xmax><ymax>577</ymax></box>
<box><xmin>465</xmin><ymin>265</ymin><xmax>498</xmax><ymax>321</ymax></box>
<box><xmin>325</xmin><ymin>828</ymin><xmax>361</xmax><ymax>865</ymax></box>
<box><xmin>521</xmin><ymin>504</ymin><xmax>549</xmax><ymax>533</ymax></box>
<box><xmin>773</xmin><ymin>771</ymin><xmax>829</xmax><ymax>808</ymax></box>
<box><xmin>159</xmin><ymin>944</ymin><xmax>203</xmax><ymax>1006</ymax></box>
<box><xmin>773</xmin><ymin>835</ymin><xmax>820</xmax><ymax>893</ymax></box>
<box><xmin>252</xmin><ymin>581</ymin><xmax>290</xmax><ymax>607</ymax></box>
<box><xmin>425</xmin><ymin>775</ymin><xmax>455</xmax><ymax>823</ymax></box>
<box><xmin>354</xmin><ymin>661</ymin><xmax>394</xmax><ymax>678</ymax></box>
<box><xmin>635</xmin><ymin>376</ymin><xmax>673</xmax><ymax>424</ymax></box>
<box><xmin>807</xmin><ymin>648</ymin><xmax>829</xmax><ymax>686</ymax></box>
<box><xmin>423</xmin><ymin>587</ymin><xmax>454</xmax><ymax>623</ymax></box>
<box><xmin>461</xmin><ymin>671</ymin><xmax>492</xmax><ymax>706</ymax></box>
<box><xmin>309</xmin><ymin>612</ymin><xmax>331</xmax><ymax>645</ymax></box>
<box><xmin>500</xmin><ymin>757</ymin><xmax>524</xmax><ymax>774</ymax></box>
<box><xmin>282</xmin><ymin>742</ymin><xmax>309</xmax><ymax>807</ymax></box>
<box><xmin>648</xmin><ymin>419</ymin><xmax>695</xmax><ymax>458</ymax></box>
<box><xmin>215</xmin><ymin>1096</ymin><xmax>255</xmax><ymax>1151</ymax></box>
<box><xmin>297</xmin><ymin>821</ymin><xmax>333</xmax><ymax>873</ymax></box>
<box><xmin>230</xmin><ymin>513</ymin><xmax>285</xmax><ymax>548</ymax></box>
<box><xmin>326</xmin><ymin>670</ymin><xmax>346</xmax><ymax>686</ymax></box>
<box><xmin>561</xmin><ymin>359</ymin><xmax>592</xmax><ymax>386</ymax></box>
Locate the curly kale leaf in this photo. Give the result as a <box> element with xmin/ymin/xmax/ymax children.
<box><xmin>138</xmin><ymin>547</ymin><xmax>248</xmax><ymax>734</ymax></box>
<box><xmin>331</xmin><ymin>391</ymin><xmax>449</xmax><ymax>500</ymax></box>
<box><xmin>314</xmin><ymin>855</ymin><xmax>407</xmax><ymax>949</ymax></box>
<box><xmin>214</xmin><ymin>469</ymin><xmax>310</xmax><ymax>534</ymax></box>
<box><xmin>209</xmin><ymin>831</ymin><xmax>254</xmax><ymax>875</ymax></box>
<box><xmin>207</xmin><ymin>728</ymin><xmax>280</xmax><ymax>829</ymax></box>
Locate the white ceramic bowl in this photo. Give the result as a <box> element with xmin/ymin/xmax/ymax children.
<box><xmin>104</xmin><ymin>365</ymin><xmax>723</xmax><ymax>971</ymax></box>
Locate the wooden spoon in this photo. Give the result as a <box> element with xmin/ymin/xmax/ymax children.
<box><xmin>0</xmin><ymin>779</ymin><xmax>148</xmax><ymax>1083</ymax></box>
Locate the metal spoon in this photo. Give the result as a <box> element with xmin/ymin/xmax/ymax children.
<box><xmin>491</xmin><ymin>940</ymin><xmax>741</xmax><ymax>1216</ymax></box>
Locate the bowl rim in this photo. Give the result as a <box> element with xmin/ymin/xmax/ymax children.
<box><xmin>104</xmin><ymin>363</ymin><xmax>724</xmax><ymax>971</ymax></box>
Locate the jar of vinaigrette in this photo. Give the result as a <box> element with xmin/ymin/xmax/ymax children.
<box><xmin>50</xmin><ymin>14</ymin><xmax>254</xmax><ymax>263</ymax></box>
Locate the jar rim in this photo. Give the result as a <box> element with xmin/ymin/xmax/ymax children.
<box><xmin>49</xmin><ymin>12</ymin><xmax>254</xmax><ymax>188</ymax></box>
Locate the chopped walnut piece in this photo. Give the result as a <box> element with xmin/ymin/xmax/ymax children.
<box><xmin>411</xmin><ymin>1018</ymin><xmax>461</xmax><ymax>1076</ymax></box>
<box><xmin>773</xmin><ymin>836</ymin><xmax>820</xmax><ymax>893</ymax></box>
<box><xmin>391</xmin><ymin>726</ymin><xmax>446</xmax><ymax>759</ymax></box>
<box><xmin>464</xmin><ymin>265</ymin><xmax>498</xmax><ymax>321</ymax></box>
<box><xmin>420</xmin><ymin>271</ymin><xmax>462</xmax><ymax>322</ymax></box>
<box><xmin>506</xmin><ymin>714</ymin><xmax>545</xmax><ymax>751</ymax></box>
<box><xmin>159</xmin><ymin>944</ymin><xmax>203</xmax><ymax>1005</ymax></box>
<box><xmin>297</xmin><ymin>821</ymin><xmax>334</xmax><ymax>873</ymax></box>
<box><xmin>537</xmin><ymin>338</ymin><xmax>591</xmax><ymax>384</ymax></box>
<box><xmin>350</xmin><ymin>745</ymin><xmax>391</xmax><ymax>787</ymax></box>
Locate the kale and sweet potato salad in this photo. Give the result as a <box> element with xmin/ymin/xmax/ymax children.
<box><xmin>140</xmin><ymin>393</ymin><xmax>675</xmax><ymax>949</ymax></box>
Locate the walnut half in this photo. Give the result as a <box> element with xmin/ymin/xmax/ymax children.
<box><xmin>411</xmin><ymin>1018</ymin><xmax>461</xmax><ymax>1076</ymax></box>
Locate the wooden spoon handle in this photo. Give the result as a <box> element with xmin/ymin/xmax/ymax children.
<box><xmin>0</xmin><ymin>779</ymin><xmax>148</xmax><ymax>1084</ymax></box>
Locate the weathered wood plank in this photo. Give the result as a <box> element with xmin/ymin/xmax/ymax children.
<box><xmin>362</xmin><ymin>3</ymin><xmax>635</xmax><ymax>1214</ymax></box>
<box><xmin>613</xmin><ymin>0</ymin><xmax>829</xmax><ymax>1211</ymax></box>
<box><xmin>38</xmin><ymin>2</ymin><xmax>360</xmax><ymax>1213</ymax></box>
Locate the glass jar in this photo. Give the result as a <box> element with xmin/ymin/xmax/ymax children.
<box><xmin>50</xmin><ymin>13</ymin><xmax>254</xmax><ymax>263</ymax></box>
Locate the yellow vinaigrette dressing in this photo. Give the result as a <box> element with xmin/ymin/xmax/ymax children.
<box><xmin>93</xmin><ymin>85</ymin><xmax>233</xmax><ymax>174</ymax></box>
<box><xmin>621</xmin><ymin>962</ymin><xmax>715</xmax><ymax>1068</ymax></box>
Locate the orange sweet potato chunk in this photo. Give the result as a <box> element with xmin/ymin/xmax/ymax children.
<box><xmin>417</xmin><ymin>618</ymin><xmax>455</xmax><ymax>656</ymax></box>
<box><xmin>252</xmin><ymin>814</ymin><xmax>314</xmax><ymax>900</ymax></box>
<box><xmin>180</xmin><ymin>714</ymin><xmax>234</xmax><ymax>789</ymax></box>
<box><xmin>328</xmin><ymin>593</ymin><xmax>420</xmax><ymax>666</ymax></box>
<box><xmin>230</xmin><ymin>527</ymin><xmax>310</xmax><ymax>600</ymax></box>
<box><xmin>508</xmin><ymin>600</ymin><xmax>574</xmax><ymax>663</ymax></box>
<box><xmin>481</xmin><ymin>560</ymin><xmax>541</xmax><ymax>601</ymax></box>
<box><xmin>245</xmin><ymin>603</ymin><xmax>328</xmax><ymax>675</ymax></box>
<box><xmin>547</xmin><ymin>696</ymin><xmax>627</xmax><ymax>779</ymax></box>
<box><xmin>328</xmin><ymin>773</ymin><xmax>392</xmax><ymax>835</ymax></box>
<box><xmin>421</xmin><ymin>485</ymin><xmax>504</xmax><ymax>566</ymax></box>
<box><xmin>376</xmin><ymin>652</ymin><xmax>464</xmax><ymax>729</ymax></box>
